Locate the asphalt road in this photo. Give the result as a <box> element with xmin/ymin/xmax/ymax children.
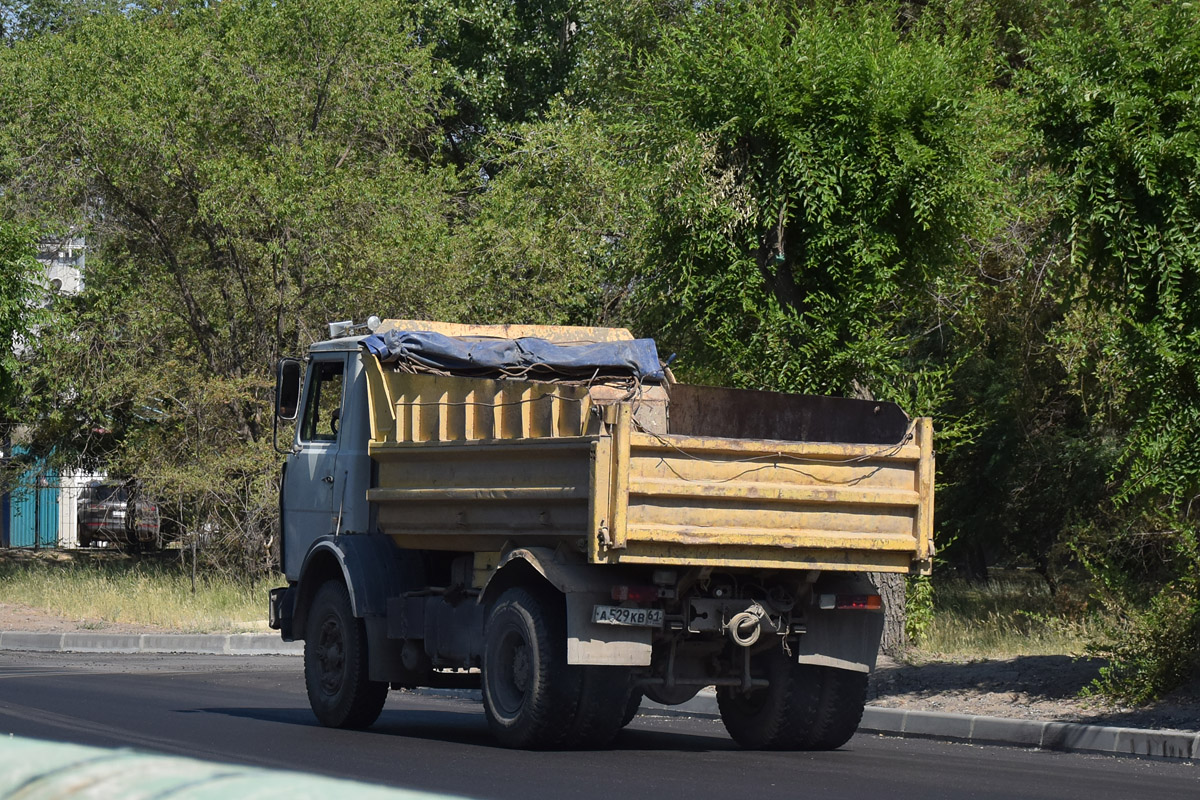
<box><xmin>0</xmin><ymin>652</ymin><xmax>1193</xmax><ymax>800</ymax></box>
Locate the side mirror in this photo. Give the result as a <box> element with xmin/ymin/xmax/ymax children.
<box><xmin>275</xmin><ymin>359</ymin><xmax>302</xmax><ymax>421</ymax></box>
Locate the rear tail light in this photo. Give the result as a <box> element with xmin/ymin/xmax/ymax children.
<box><xmin>612</xmin><ymin>585</ymin><xmax>659</xmax><ymax>603</ymax></box>
<box><xmin>818</xmin><ymin>594</ymin><xmax>882</xmax><ymax>611</ymax></box>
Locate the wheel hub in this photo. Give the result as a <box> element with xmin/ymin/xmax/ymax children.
<box><xmin>511</xmin><ymin>644</ymin><xmax>531</xmax><ymax>692</ymax></box>
<box><xmin>490</xmin><ymin>625</ymin><xmax>535</xmax><ymax>716</ymax></box>
<box><xmin>317</xmin><ymin>616</ymin><xmax>346</xmax><ymax>695</ymax></box>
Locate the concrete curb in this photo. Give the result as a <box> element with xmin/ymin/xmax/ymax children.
<box><xmin>858</xmin><ymin>707</ymin><xmax>1200</xmax><ymax>761</ymax></box>
<box><xmin>0</xmin><ymin>631</ymin><xmax>302</xmax><ymax>656</ymax></box>
<box><xmin>3</xmin><ymin>633</ymin><xmax>1196</xmax><ymax>761</ymax></box>
<box><xmin>642</xmin><ymin>690</ymin><xmax>1200</xmax><ymax>762</ymax></box>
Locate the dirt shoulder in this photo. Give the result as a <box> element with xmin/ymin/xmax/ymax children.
<box><xmin>3</xmin><ymin>600</ymin><xmax>1197</xmax><ymax>733</ymax></box>
<box><xmin>870</xmin><ymin>653</ymin><xmax>1200</xmax><ymax>733</ymax></box>
<box><xmin>0</xmin><ymin>601</ymin><xmax>177</xmax><ymax>635</ymax></box>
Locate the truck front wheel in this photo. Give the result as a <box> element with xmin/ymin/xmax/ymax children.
<box><xmin>717</xmin><ymin>649</ymin><xmax>868</xmax><ymax>750</ymax></box>
<box><xmin>482</xmin><ymin>587</ymin><xmax>578</xmax><ymax>749</ymax></box>
<box><xmin>304</xmin><ymin>581</ymin><xmax>388</xmax><ymax>730</ymax></box>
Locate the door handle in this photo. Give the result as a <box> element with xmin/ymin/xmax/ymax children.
<box><xmin>322</xmin><ymin>476</ymin><xmax>334</xmax><ymax>484</ymax></box>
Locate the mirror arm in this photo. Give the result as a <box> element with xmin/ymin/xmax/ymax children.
<box><xmin>272</xmin><ymin>410</ymin><xmax>289</xmax><ymax>455</ymax></box>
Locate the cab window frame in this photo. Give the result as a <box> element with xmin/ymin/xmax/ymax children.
<box><xmin>299</xmin><ymin>357</ymin><xmax>345</xmax><ymax>444</ymax></box>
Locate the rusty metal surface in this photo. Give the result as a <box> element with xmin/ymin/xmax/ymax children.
<box><xmin>369</xmin><ymin>437</ymin><xmax>595</xmax><ymax>553</ymax></box>
<box><xmin>666</xmin><ymin>383</ymin><xmax>911</xmax><ymax>445</ymax></box>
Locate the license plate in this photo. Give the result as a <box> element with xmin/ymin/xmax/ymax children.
<box><xmin>592</xmin><ymin>605</ymin><xmax>664</xmax><ymax>628</ymax></box>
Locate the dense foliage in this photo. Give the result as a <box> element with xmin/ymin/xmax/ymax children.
<box><xmin>617</xmin><ymin>3</ymin><xmax>1004</xmax><ymax>401</ymax></box>
<box><xmin>2</xmin><ymin>0</ymin><xmax>467</xmax><ymax>571</ymax></box>
<box><xmin>0</xmin><ymin>221</ymin><xmax>42</xmax><ymax>413</ymax></box>
<box><xmin>1021</xmin><ymin>0</ymin><xmax>1200</xmax><ymax>701</ymax></box>
<box><xmin>2</xmin><ymin>0</ymin><xmax>1199</xmax><ymax>699</ymax></box>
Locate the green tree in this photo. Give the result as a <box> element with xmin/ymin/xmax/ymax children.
<box><xmin>617</xmin><ymin>1</ymin><xmax>1010</xmax><ymax>409</ymax></box>
<box><xmin>450</xmin><ymin>109</ymin><xmax>648</xmax><ymax>326</ymax></box>
<box><xmin>1024</xmin><ymin>0</ymin><xmax>1200</xmax><ymax>699</ymax></box>
<box><xmin>421</xmin><ymin>0</ymin><xmax>577</xmax><ymax>124</ymax></box>
<box><xmin>0</xmin><ymin>221</ymin><xmax>41</xmax><ymax>413</ymax></box>
<box><xmin>1</xmin><ymin>0</ymin><xmax>86</xmax><ymax>43</ymax></box>
<box><xmin>1</xmin><ymin>0</ymin><xmax>465</xmax><ymax>568</ymax></box>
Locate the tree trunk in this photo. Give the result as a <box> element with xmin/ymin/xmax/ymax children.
<box><xmin>872</xmin><ymin>572</ymin><xmax>907</xmax><ymax>657</ymax></box>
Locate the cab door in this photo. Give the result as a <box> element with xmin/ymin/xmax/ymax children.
<box><xmin>281</xmin><ymin>355</ymin><xmax>346</xmax><ymax>577</ymax></box>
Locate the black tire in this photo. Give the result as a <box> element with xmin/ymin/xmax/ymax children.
<box><xmin>717</xmin><ymin>650</ymin><xmax>868</xmax><ymax>750</ymax></box>
<box><xmin>564</xmin><ymin>666</ymin><xmax>634</xmax><ymax>748</ymax></box>
<box><xmin>620</xmin><ymin>688</ymin><xmax>643</xmax><ymax>728</ymax></box>
<box><xmin>304</xmin><ymin>581</ymin><xmax>388</xmax><ymax>730</ymax></box>
<box><xmin>482</xmin><ymin>587</ymin><xmax>579</xmax><ymax>749</ymax></box>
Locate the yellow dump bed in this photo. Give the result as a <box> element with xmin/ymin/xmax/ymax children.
<box><xmin>362</xmin><ymin>322</ymin><xmax>933</xmax><ymax>575</ymax></box>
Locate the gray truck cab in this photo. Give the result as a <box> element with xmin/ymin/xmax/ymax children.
<box><xmin>279</xmin><ymin>338</ymin><xmax>374</xmax><ymax>579</ymax></box>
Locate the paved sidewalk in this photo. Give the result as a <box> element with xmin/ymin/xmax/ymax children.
<box><xmin>2</xmin><ymin>631</ymin><xmax>1196</xmax><ymax>762</ymax></box>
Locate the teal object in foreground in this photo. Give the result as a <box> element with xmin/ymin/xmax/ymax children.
<box><xmin>0</xmin><ymin>735</ymin><xmax>464</xmax><ymax>799</ymax></box>
<box><xmin>4</xmin><ymin>447</ymin><xmax>58</xmax><ymax>548</ymax></box>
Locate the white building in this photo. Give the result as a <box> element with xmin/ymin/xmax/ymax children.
<box><xmin>37</xmin><ymin>236</ymin><xmax>85</xmax><ymax>296</ymax></box>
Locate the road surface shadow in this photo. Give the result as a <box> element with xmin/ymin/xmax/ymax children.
<box><xmin>188</xmin><ymin>704</ymin><xmax>741</xmax><ymax>752</ymax></box>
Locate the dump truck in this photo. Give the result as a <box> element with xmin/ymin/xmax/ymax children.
<box><xmin>269</xmin><ymin>319</ymin><xmax>934</xmax><ymax>750</ymax></box>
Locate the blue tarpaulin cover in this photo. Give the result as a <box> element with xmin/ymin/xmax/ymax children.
<box><xmin>362</xmin><ymin>330</ymin><xmax>664</xmax><ymax>382</ymax></box>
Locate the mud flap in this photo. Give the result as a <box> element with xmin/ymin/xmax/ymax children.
<box><xmin>564</xmin><ymin>592</ymin><xmax>652</xmax><ymax>666</ymax></box>
<box><xmin>794</xmin><ymin>606</ymin><xmax>884</xmax><ymax>673</ymax></box>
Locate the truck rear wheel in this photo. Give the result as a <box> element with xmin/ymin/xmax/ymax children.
<box><xmin>565</xmin><ymin>666</ymin><xmax>634</xmax><ymax>748</ymax></box>
<box><xmin>620</xmin><ymin>689</ymin><xmax>643</xmax><ymax>728</ymax></box>
<box><xmin>717</xmin><ymin>650</ymin><xmax>868</xmax><ymax>750</ymax></box>
<box><xmin>482</xmin><ymin>587</ymin><xmax>578</xmax><ymax>749</ymax></box>
<box><xmin>304</xmin><ymin>581</ymin><xmax>389</xmax><ymax>730</ymax></box>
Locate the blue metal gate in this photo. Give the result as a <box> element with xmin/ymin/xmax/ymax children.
<box><xmin>4</xmin><ymin>451</ymin><xmax>59</xmax><ymax>548</ymax></box>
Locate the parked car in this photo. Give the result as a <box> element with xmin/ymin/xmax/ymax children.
<box><xmin>76</xmin><ymin>482</ymin><xmax>161</xmax><ymax>548</ymax></box>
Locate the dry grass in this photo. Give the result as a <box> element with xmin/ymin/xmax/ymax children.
<box><xmin>0</xmin><ymin>550</ymin><xmax>276</xmax><ymax>633</ymax></box>
<box><xmin>916</xmin><ymin>571</ymin><xmax>1099</xmax><ymax>660</ymax></box>
<box><xmin>0</xmin><ymin>552</ymin><xmax>1100</xmax><ymax>652</ymax></box>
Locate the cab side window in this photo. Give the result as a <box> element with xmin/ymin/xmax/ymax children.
<box><xmin>300</xmin><ymin>359</ymin><xmax>345</xmax><ymax>443</ymax></box>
